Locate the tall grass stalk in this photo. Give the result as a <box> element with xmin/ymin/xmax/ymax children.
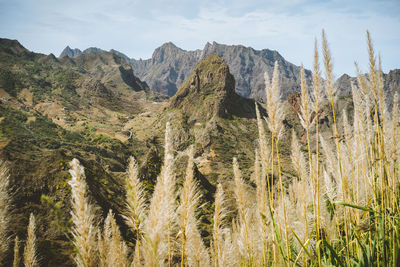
<box><xmin>178</xmin><ymin>146</ymin><xmax>209</xmax><ymax>266</ymax></box>
<box><xmin>123</xmin><ymin>156</ymin><xmax>146</xmax><ymax>264</ymax></box>
<box><xmin>23</xmin><ymin>213</ymin><xmax>37</xmax><ymax>267</ymax></box>
<box><xmin>0</xmin><ymin>161</ymin><xmax>10</xmax><ymax>262</ymax></box>
<box><xmin>212</xmin><ymin>183</ymin><xmax>226</xmax><ymax>267</ymax></box>
<box><xmin>311</xmin><ymin>39</ymin><xmax>322</xmax><ymax>267</ymax></box>
<box><xmin>68</xmin><ymin>158</ymin><xmax>98</xmax><ymax>267</ymax></box>
<box><xmin>264</xmin><ymin>61</ymin><xmax>291</xmax><ymax>265</ymax></box>
<box><xmin>13</xmin><ymin>236</ymin><xmax>19</xmax><ymax>267</ymax></box>
<box><xmin>143</xmin><ymin>122</ymin><xmax>176</xmax><ymax>266</ymax></box>
<box><xmin>105</xmin><ymin>209</ymin><xmax>128</xmax><ymax>267</ymax></box>
<box><xmin>232</xmin><ymin>158</ymin><xmax>252</xmax><ymax>263</ymax></box>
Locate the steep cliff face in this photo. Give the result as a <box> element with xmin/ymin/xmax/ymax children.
<box><xmin>131</xmin><ymin>41</ymin><xmax>312</xmax><ymax>99</ymax></box>
<box><xmin>130</xmin><ymin>42</ymin><xmax>203</xmax><ymax>96</ymax></box>
<box><xmin>385</xmin><ymin>69</ymin><xmax>400</xmax><ymax>96</ymax></box>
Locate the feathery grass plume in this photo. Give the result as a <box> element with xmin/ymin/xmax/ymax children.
<box><xmin>178</xmin><ymin>146</ymin><xmax>209</xmax><ymax>266</ymax></box>
<box><xmin>351</xmin><ymin>81</ymin><xmax>369</xmax><ymax>163</ymax></box>
<box><xmin>322</xmin><ymin>29</ymin><xmax>343</xmax><ymax>183</ymax></box>
<box><xmin>392</xmin><ymin>93</ymin><xmax>399</xmax><ymax>164</ymax></box>
<box><xmin>342</xmin><ymin>109</ymin><xmax>353</xmax><ymax>157</ymax></box>
<box><xmin>212</xmin><ymin>183</ymin><xmax>227</xmax><ymax>267</ymax></box>
<box><xmin>312</xmin><ymin>39</ymin><xmax>322</xmax><ymax>250</ymax></box>
<box><xmin>342</xmin><ymin>109</ymin><xmax>359</xmax><ymax>210</ymax></box>
<box><xmin>253</xmin><ymin>149</ymin><xmax>269</xmax><ymax>264</ymax></box>
<box><xmin>232</xmin><ymin>158</ymin><xmax>251</xmax><ymax>261</ymax></box>
<box><xmin>13</xmin><ymin>236</ymin><xmax>19</xmax><ymax>267</ymax></box>
<box><xmin>287</xmin><ymin>180</ymin><xmax>311</xmax><ymax>250</ymax></box>
<box><xmin>253</xmin><ymin>150</ymin><xmax>268</xmax><ymax>223</ymax></box>
<box><xmin>219</xmin><ymin>229</ymin><xmax>237</xmax><ymax>267</ymax></box>
<box><xmin>143</xmin><ymin>122</ymin><xmax>176</xmax><ymax>266</ymax></box>
<box><xmin>319</xmin><ymin>134</ymin><xmax>339</xmax><ymax>181</ymax></box>
<box><xmin>185</xmin><ymin>214</ymin><xmax>210</xmax><ymax>267</ymax></box>
<box><xmin>265</xmin><ymin>62</ymin><xmax>285</xmax><ymax>141</ymax></box>
<box><xmin>290</xmin><ymin>129</ymin><xmax>311</xmax><ymax>251</ymax></box>
<box><xmin>255</xmin><ymin>104</ymin><xmax>270</xmax><ymax>165</ymax></box>
<box><xmin>98</xmin><ymin>211</ymin><xmax>111</xmax><ymax>267</ymax></box>
<box><xmin>322</xmin><ymin>29</ymin><xmax>337</xmax><ymax>101</ymax></box>
<box><xmin>323</xmin><ymin>169</ymin><xmax>336</xmax><ymax>203</ymax></box>
<box><xmin>255</xmin><ymin>103</ymin><xmax>272</xmax><ymax>206</ymax></box>
<box><xmin>378</xmin><ymin>56</ymin><xmax>388</xmax><ymax>121</ymax></box>
<box><xmin>252</xmin><ymin>151</ymin><xmax>262</xmax><ymax>207</ymax></box>
<box><xmin>68</xmin><ymin>158</ymin><xmax>98</xmax><ymax>267</ymax></box>
<box><xmin>322</xmin><ymin>33</ymin><xmax>349</xmax><ymax>247</ymax></box>
<box><xmin>123</xmin><ymin>156</ymin><xmax>146</xmax><ymax>264</ymax></box>
<box><xmin>299</xmin><ymin>65</ymin><xmax>314</xmax><ymax>130</ymax></box>
<box><xmin>319</xmin><ymin>134</ymin><xmax>347</xmax><ymax>206</ymax></box>
<box><xmin>312</xmin><ymin>39</ymin><xmax>323</xmax><ymax>107</ymax></box>
<box><xmin>367</xmin><ymin>30</ymin><xmax>379</xmax><ymax>105</ymax></box>
<box><xmin>97</xmin><ymin>231</ymin><xmax>107</xmax><ymax>267</ymax></box>
<box><xmin>290</xmin><ymin>130</ymin><xmax>307</xmax><ymax>182</ymax></box>
<box><xmin>355</xmin><ymin>63</ymin><xmax>374</xmax><ymax>111</ymax></box>
<box><xmin>391</xmin><ymin>93</ymin><xmax>399</xmax><ymax>207</ymax></box>
<box><xmin>0</xmin><ymin>160</ymin><xmax>10</xmax><ymax>261</ymax></box>
<box><xmin>264</xmin><ymin>61</ymin><xmax>290</xmax><ymax>264</ymax></box>
<box><xmin>105</xmin><ymin>210</ymin><xmax>128</xmax><ymax>267</ymax></box>
<box><xmin>23</xmin><ymin>213</ymin><xmax>37</xmax><ymax>267</ymax></box>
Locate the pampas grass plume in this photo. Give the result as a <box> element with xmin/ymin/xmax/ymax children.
<box><xmin>23</xmin><ymin>213</ymin><xmax>37</xmax><ymax>267</ymax></box>
<box><xmin>0</xmin><ymin>160</ymin><xmax>10</xmax><ymax>260</ymax></box>
<box><xmin>68</xmin><ymin>158</ymin><xmax>98</xmax><ymax>267</ymax></box>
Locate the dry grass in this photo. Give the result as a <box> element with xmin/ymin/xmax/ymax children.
<box><xmin>0</xmin><ymin>160</ymin><xmax>10</xmax><ymax>262</ymax></box>
<box><xmin>68</xmin><ymin>158</ymin><xmax>99</xmax><ymax>267</ymax></box>
<box><xmin>23</xmin><ymin>213</ymin><xmax>38</xmax><ymax>267</ymax></box>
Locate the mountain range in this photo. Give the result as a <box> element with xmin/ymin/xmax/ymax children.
<box><xmin>61</xmin><ymin>41</ymin><xmax>313</xmax><ymax>99</ymax></box>
<box><xmin>60</xmin><ymin>42</ymin><xmax>400</xmax><ymax>101</ymax></box>
<box><xmin>0</xmin><ymin>37</ymin><xmax>399</xmax><ymax>266</ymax></box>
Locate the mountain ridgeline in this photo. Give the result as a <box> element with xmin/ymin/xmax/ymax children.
<box><xmin>61</xmin><ymin>41</ymin><xmax>313</xmax><ymax>99</ymax></box>
<box><xmin>61</xmin><ymin>42</ymin><xmax>400</xmax><ymax>102</ymax></box>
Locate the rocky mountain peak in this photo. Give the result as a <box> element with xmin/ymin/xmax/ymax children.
<box><xmin>170</xmin><ymin>53</ymin><xmax>256</xmax><ymax>122</ymax></box>
<box><xmin>152</xmin><ymin>42</ymin><xmax>183</xmax><ymax>63</ymax></box>
<box><xmin>59</xmin><ymin>46</ymin><xmax>82</xmax><ymax>58</ymax></box>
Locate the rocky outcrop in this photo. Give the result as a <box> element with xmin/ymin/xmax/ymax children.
<box><xmin>170</xmin><ymin>53</ymin><xmax>257</xmax><ymax>122</ymax></box>
<box><xmin>385</xmin><ymin>69</ymin><xmax>400</xmax><ymax>96</ymax></box>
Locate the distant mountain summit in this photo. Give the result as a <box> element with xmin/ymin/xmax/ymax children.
<box><xmin>59</xmin><ymin>46</ymin><xmax>107</xmax><ymax>58</ymax></box>
<box><xmin>59</xmin><ymin>46</ymin><xmax>82</xmax><ymax>58</ymax></box>
<box><xmin>131</xmin><ymin>42</ymin><xmax>203</xmax><ymax>96</ymax></box>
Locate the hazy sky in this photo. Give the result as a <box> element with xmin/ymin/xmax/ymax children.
<box><xmin>0</xmin><ymin>0</ymin><xmax>399</xmax><ymax>75</ymax></box>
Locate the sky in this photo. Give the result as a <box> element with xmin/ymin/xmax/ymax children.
<box><xmin>0</xmin><ymin>0</ymin><xmax>399</xmax><ymax>76</ymax></box>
